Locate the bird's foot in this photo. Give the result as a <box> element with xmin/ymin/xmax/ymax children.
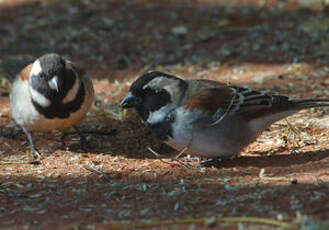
<box><xmin>30</xmin><ymin>147</ymin><xmax>42</xmax><ymax>164</ymax></box>
<box><xmin>198</xmin><ymin>157</ymin><xmax>223</xmax><ymax>167</ymax></box>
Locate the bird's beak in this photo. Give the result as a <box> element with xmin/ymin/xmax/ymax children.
<box><xmin>120</xmin><ymin>92</ymin><xmax>142</xmax><ymax>108</ymax></box>
<box><xmin>48</xmin><ymin>75</ymin><xmax>59</xmax><ymax>92</ymax></box>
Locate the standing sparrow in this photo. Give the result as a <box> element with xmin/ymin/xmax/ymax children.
<box><xmin>7</xmin><ymin>53</ymin><xmax>94</xmax><ymax>160</ymax></box>
<box><xmin>121</xmin><ymin>71</ymin><xmax>329</xmax><ymax>164</ymax></box>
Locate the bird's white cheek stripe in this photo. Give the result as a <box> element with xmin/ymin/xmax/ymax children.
<box><xmin>30</xmin><ymin>88</ymin><xmax>51</xmax><ymax>107</ymax></box>
<box><xmin>30</xmin><ymin>60</ymin><xmax>42</xmax><ymax>76</ymax></box>
<box><xmin>63</xmin><ymin>76</ymin><xmax>80</xmax><ymax>104</ymax></box>
<box><xmin>147</xmin><ymin>110</ymin><xmax>167</xmax><ymax>125</ymax></box>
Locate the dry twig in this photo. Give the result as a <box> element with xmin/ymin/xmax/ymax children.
<box><xmin>116</xmin><ymin>216</ymin><xmax>299</xmax><ymax>229</ymax></box>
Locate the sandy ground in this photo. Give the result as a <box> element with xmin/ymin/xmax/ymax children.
<box><xmin>0</xmin><ymin>0</ymin><xmax>329</xmax><ymax>229</ymax></box>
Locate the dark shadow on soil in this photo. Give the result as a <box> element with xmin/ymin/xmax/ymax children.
<box><xmin>0</xmin><ymin>173</ymin><xmax>328</xmax><ymax>229</ymax></box>
<box><xmin>213</xmin><ymin>149</ymin><xmax>329</xmax><ymax>168</ymax></box>
<box><xmin>2</xmin><ymin>116</ymin><xmax>328</xmax><ymax>163</ymax></box>
<box><xmin>0</xmin><ymin>118</ymin><xmax>173</xmax><ymax>159</ymax></box>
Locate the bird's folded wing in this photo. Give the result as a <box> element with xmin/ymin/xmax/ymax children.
<box><xmin>183</xmin><ymin>85</ymin><xmax>291</xmax><ymax>124</ymax></box>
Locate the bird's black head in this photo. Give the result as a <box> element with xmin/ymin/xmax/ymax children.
<box><xmin>38</xmin><ymin>53</ymin><xmax>66</xmax><ymax>80</ymax></box>
<box><xmin>121</xmin><ymin>71</ymin><xmax>187</xmax><ymax>123</ymax></box>
<box><xmin>30</xmin><ymin>53</ymin><xmax>78</xmax><ymax>102</ymax></box>
<box><xmin>29</xmin><ymin>53</ymin><xmax>86</xmax><ymax>119</ymax></box>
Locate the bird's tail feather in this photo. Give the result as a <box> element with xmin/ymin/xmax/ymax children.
<box><xmin>292</xmin><ymin>99</ymin><xmax>329</xmax><ymax>109</ymax></box>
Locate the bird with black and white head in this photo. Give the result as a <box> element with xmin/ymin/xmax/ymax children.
<box><xmin>8</xmin><ymin>53</ymin><xmax>94</xmax><ymax>160</ymax></box>
<box><xmin>121</xmin><ymin>71</ymin><xmax>329</xmax><ymax>166</ymax></box>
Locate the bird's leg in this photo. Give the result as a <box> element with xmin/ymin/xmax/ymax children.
<box><xmin>60</xmin><ymin>126</ymin><xmax>90</xmax><ymax>150</ymax></box>
<box><xmin>21</xmin><ymin>127</ymin><xmax>41</xmax><ymax>160</ymax></box>
<box><xmin>73</xmin><ymin>125</ymin><xmax>90</xmax><ymax>150</ymax></box>
<box><xmin>61</xmin><ymin>126</ymin><xmax>117</xmax><ymax>151</ymax></box>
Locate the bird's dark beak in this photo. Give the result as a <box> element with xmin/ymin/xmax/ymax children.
<box><xmin>121</xmin><ymin>92</ymin><xmax>142</xmax><ymax>108</ymax></box>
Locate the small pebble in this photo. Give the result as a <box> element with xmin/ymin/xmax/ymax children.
<box><xmin>291</xmin><ymin>179</ymin><xmax>298</xmax><ymax>185</ymax></box>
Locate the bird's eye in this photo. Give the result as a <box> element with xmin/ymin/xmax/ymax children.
<box><xmin>144</xmin><ymin>87</ymin><xmax>159</xmax><ymax>96</ymax></box>
<box><xmin>39</xmin><ymin>73</ymin><xmax>46</xmax><ymax>79</ymax></box>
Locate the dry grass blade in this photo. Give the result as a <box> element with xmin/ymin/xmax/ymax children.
<box><xmin>117</xmin><ymin>216</ymin><xmax>299</xmax><ymax>229</ymax></box>
<box><xmin>284</xmin><ymin>118</ymin><xmax>301</xmax><ymax>135</ymax></box>
<box><xmin>209</xmin><ymin>92</ymin><xmax>238</xmax><ymax>127</ymax></box>
<box><xmin>84</xmin><ymin>167</ymin><xmax>112</xmax><ymax>182</ymax></box>
<box><xmin>147</xmin><ymin>147</ymin><xmax>162</xmax><ymax>158</ymax></box>
<box><xmin>147</xmin><ymin>147</ymin><xmax>194</xmax><ymax>169</ymax></box>
<box><xmin>259</xmin><ymin>168</ymin><xmax>288</xmax><ymax>181</ymax></box>
<box><xmin>174</xmin><ymin>125</ymin><xmax>194</xmax><ymax>159</ymax></box>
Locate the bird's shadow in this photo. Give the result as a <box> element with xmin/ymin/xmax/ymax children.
<box><xmin>209</xmin><ymin>149</ymin><xmax>329</xmax><ymax>169</ymax></box>
<box><xmin>0</xmin><ymin>126</ymin><xmax>118</xmax><ymax>156</ymax></box>
<box><xmin>2</xmin><ymin>125</ymin><xmax>329</xmax><ymax>168</ymax></box>
<box><xmin>59</xmin><ymin>128</ymin><xmax>118</xmax><ymax>153</ymax></box>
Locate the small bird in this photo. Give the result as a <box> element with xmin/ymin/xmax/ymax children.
<box><xmin>6</xmin><ymin>53</ymin><xmax>94</xmax><ymax>160</ymax></box>
<box><xmin>121</xmin><ymin>71</ymin><xmax>329</xmax><ymax>165</ymax></box>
